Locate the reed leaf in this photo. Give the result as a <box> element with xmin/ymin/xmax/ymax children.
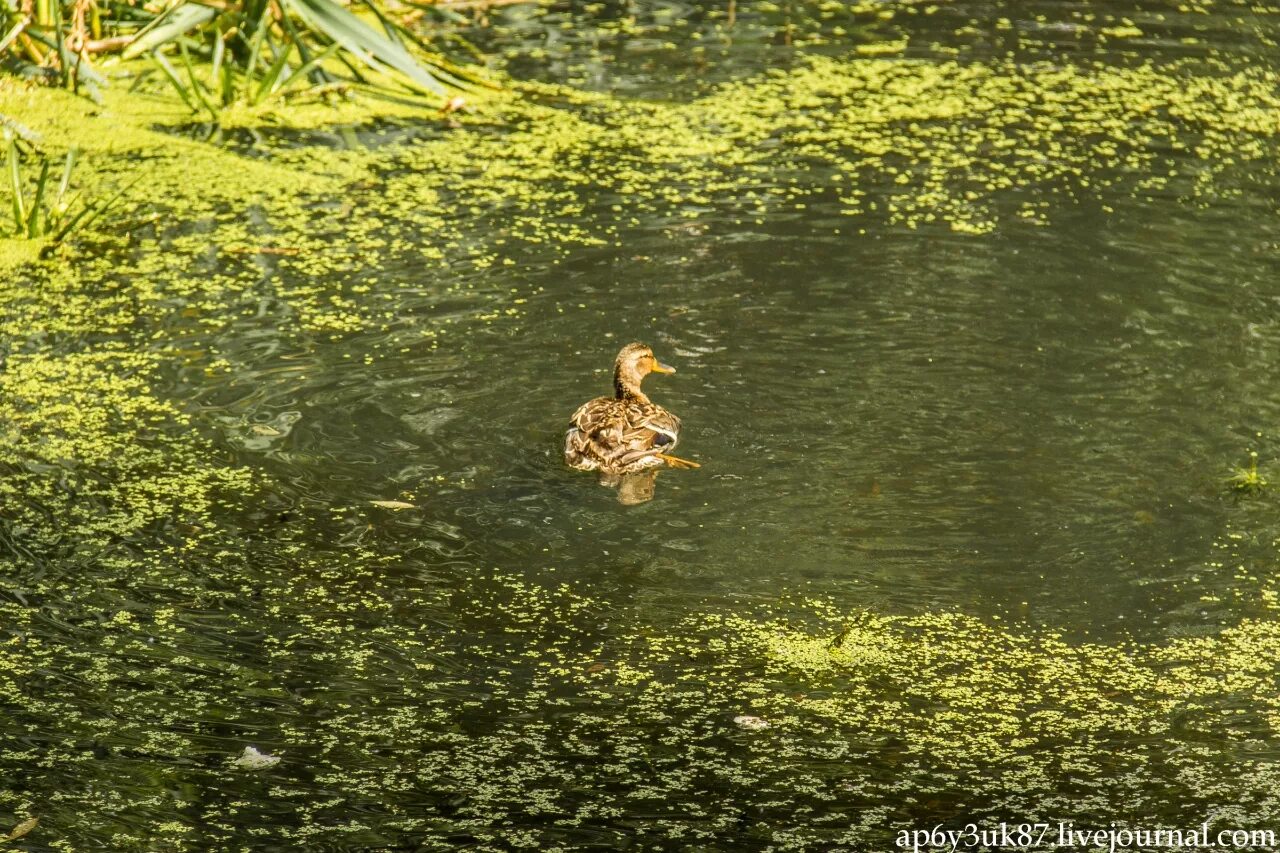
<box><xmin>370</xmin><ymin>10</ymin><xmax>484</xmax><ymax>90</ymax></box>
<box><xmin>0</xmin><ymin>113</ymin><xmax>41</xmax><ymax>145</ymax></box>
<box><xmin>252</xmin><ymin>40</ymin><xmax>294</xmax><ymax>104</ymax></box>
<box><xmin>269</xmin><ymin>41</ymin><xmax>339</xmax><ymax>100</ymax></box>
<box><xmin>53</xmin><ymin>147</ymin><xmax>75</xmax><ymax>213</ymax></box>
<box><xmin>210</xmin><ymin>27</ymin><xmax>224</xmax><ymax>91</ymax></box>
<box><xmin>26</xmin><ymin>157</ymin><xmax>50</xmax><ymax>236</ymax></box>
<box><xmin>53</xmin><ymin>0</ymin><xmax>67</xmax><ymax>87</ymax></box>
<box><xmin>121</xmin><ymin>3</ymin><xmax>218</xmax><ymax>60</ymax></box>
<box><xmin>6</xmin><ymin>137</ymin><xmax>24</xmax><ymax>231</ymax></box>
<box><xmin>149</xmin><ymin>50</ymin><xmax>198</xmax><ymax>112</ymax></box>
<box><xmin>0</xmin><ymin>19</ymin><xmax>26</xmax><ymax>55</ymax></box>
<box><xmin>52</xmin><ymin>173</ymin><xmax>139</xmax><ymax>242</ymax></box>
<box><xmin>219</xmin><ymin>57</ymin><xmax>236</xmax><ymax>105</ymax></box>
<box><xmin>284</xmin><ymin>0</ymin><xmax>446</xmax><ymax>95</ymax></box>
<box><xmin>241</xmin><ymin>5</ymin><xmax>271</xmax><ymax>100</ymax></box>
<box><xmin>179</xmin><ymin>41</ymin><xmax>218</xmax><ymax>117</ymax></box>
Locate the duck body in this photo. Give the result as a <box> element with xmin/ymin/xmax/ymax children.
<box><xmin>565</xmin><ymin>395</ymin><xmax>682</xmax><ymax>474</ymax></box>
<box><xmin>564</xmin><ymin>342</ymin><xmax>698</xmax><ymax>476</ymax></box>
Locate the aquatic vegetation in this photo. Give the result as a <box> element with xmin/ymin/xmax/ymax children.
<box><xmin>1228</xmin><ymin>451</ymin><xmax>1267</xmax><ymax>494</ymax></box>
<box><xmin>8</xmin><ymin>540</ymin><xmax>1280</xmax><ymax>848</ymax></box>
<box><xmin>0</xmin><ymin>349</ymin><xmax>256</xmax><ymax>544</ymax></box>
<box><xmin>5</xmin><ymin>31</ymin><xmax>1280</xmax><ymax>282</ymax></box>
<box><xmin>0</xmin><ymin>0</ymin><xmax>485</xmax><ymax>105</ymax></box>
<box><xmin>377</xmin><ymin>52</ymin><xmax>1280</xmax><ymax>253</ymax></box>
<box><xmin>2</xmin><ymin>134</ymin><xmax>129</xmax><ymax>242</ymax></box>
<box><xmin>3</xmin><ymin>6</ymin><xmax>1280</xmax><ymax>847</ymax></box>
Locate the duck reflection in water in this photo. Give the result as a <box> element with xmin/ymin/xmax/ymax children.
<box><xmin>605</xmin><ymin>470</ymin><xmax>659</xmax><ymax>505</ymax></box>
<box><xmin>564</xmin><ymin>342</ymin><xmax>700</xmax><ymax>504</ymax></box>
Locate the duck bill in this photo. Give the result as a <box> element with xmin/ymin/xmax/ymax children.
<box><xmin>651</xmin><ymin>361</ymin><xmax>676</xmax><ymax>374</ymax></box>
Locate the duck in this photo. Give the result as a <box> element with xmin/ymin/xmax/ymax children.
<box><xmin>564</xmin><ymin>342</ymin><xmax>701</xmax><ymax>476</ymax></box>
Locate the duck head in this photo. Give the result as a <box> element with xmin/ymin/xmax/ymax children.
<box><xmin>613</xmin><ymin>342</ymin><xmax>675</xmax><ymax>400</ymax></box>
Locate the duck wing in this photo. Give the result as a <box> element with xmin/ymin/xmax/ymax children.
<box><xmin>628</xmin><ymin>402</ymin><xmax>681</xmax><ymax>452</ymax></box>
<box><xmin>565</xmin><ymin>397</ymin><xmax>624</xmax><ymax>471</ymax></box>
<box><xmin>565</xmin><ymin>398</ymin><xmax>682</xmax><ymax>473</ymax></box>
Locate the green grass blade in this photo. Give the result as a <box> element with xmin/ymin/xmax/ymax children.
<box><xmin>252</xmin><ymin>40</ymin><xmax>294</xmax><ymax>105</ymax></box>
<box><xmin>6</xmin><ymin>138</ymin><xmax>24</xmax><ymax>231</ymax></box>
<box><xmin>269</xmin><ymin>42</ymin><xmax>339</xmax><ymax>100</ymax></box>
<box><xmin>53</xmin><ymin>0</ymin><xmax>68</xmax><ymax>88</ymax></box>
<box><xmin>150</xmin><ymin>50</ymin><xmax>198</xmax><ymax>112</ymax></box>
<box><xmin>26</xmin><ymin>158</ymin><xmax>50</xmax><ymax>237</ymax></box>
<box><xmin>333</xmin><ymin>49</ymin><xmax>371</xmax><ymax>84</ymax></box>
<box><xmin>54</xmin><ymin>147</ymin><xmax>77</xmax><ymax>213</ymax></box>
<box><xmin>52</xmin><ymin>203</ymin><xmax>93</xmax><ymax>241</ymax></box>
<box><xmin>180</xmin><ymin>41</ymin><xmax>218</xmax><ymax>117</ymax></box>
<box><xmin>278</xmin><ymin>10</ymin><xmax>332</xmax><ymax>85</ymax></box>
<box><xmin>356</xmin><ymin>0</ymin><xmax>404</xmax><ymax>48</ymax></box>
<box><xmin>241</xmin><ymin>5</ymin><xmax>272</xmax><ymax>100</ymax></box>
<box><xmin>428</xmin><ymin>6</ymin><xmax>470</xmax><ymax>26</ymax></box>
<box><xmin>375</xmin><ymin>12</ymin><xmax>485</xmax><ymax>90</ymax></box>
<box><xmin>53</xmin><ymin>174</ymin><xmax>141</xmax><ymax>243</ymax></box>
<box><xmin>220</xmin><ymin>58</ymin><xmax>236</xmax><ymax>106</ymax></box>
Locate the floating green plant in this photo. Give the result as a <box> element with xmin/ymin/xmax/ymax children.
<box><xmin>1227</xmin><ymin>451</ymin><xmax>1267</xmax><ymax>495</ymax></box>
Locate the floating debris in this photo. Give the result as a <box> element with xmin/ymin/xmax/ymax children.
<box><xmin>3</xmin><ymin>817</ymin><xmax>37</xmax><ymax>841</ymax></box>
<box><xmin>733</xmin><ymin>715</ymin><xmax>772</xmax><ymax>731</ymax></box>
<box><xmin>370</xmin><ymin>500</ymin><xmax>417</xmax><ymax>511</ymax></box>
<box><xmin>232</xmin><ymin>746</ymin><xmax>281</xmax><ymax>771</ymax></box>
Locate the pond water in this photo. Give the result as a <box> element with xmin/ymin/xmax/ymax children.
<box><xmin>5</xmin><ymin>0</ymin><xmax>1280</xmax><ymax>849</ymax></box>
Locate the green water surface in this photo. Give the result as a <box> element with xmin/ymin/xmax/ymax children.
<box><xmin>4</xmin><ymin>0</ymin><xmax>1280</xmax><ymax>849</ymax></box>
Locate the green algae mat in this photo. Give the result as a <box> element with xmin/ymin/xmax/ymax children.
<box><xmin>4</xmin><ymin>0</ymin><xmax>1280</xmax><ymax>848</ymax></box>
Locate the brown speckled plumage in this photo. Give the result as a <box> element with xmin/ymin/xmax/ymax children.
<box><xmin>564</xmin><ymin>342</ymin><xmax>696</xmax><ymax>475</ymax></box>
